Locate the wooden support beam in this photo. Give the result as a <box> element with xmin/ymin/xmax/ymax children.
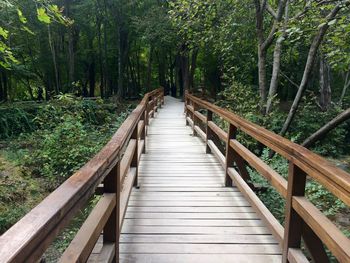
<box><xmin>103</xmin><ymin>162</ymin><xmax>120</xmax><ymax>263</ymax></box>
<box><xmin>282</xmin><ymin>163</ymin><xmax>306</xmax><ymax>263</ymax></box>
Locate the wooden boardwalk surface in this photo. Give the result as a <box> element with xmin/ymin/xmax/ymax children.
<box><xmin>118</xmin><ymin>96</ymin><xmax>281</xmax><ymax>262</ymax></box>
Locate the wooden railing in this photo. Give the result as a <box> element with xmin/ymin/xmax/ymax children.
<box><xmin>0</xmin><ymin>88</ymin><xmax>164</xmax><ymax>263</ymax></box>
<box><xmin>185</xmin><ymin>91</ymin><xmax>350</xmax><ymax>263</ymax></box>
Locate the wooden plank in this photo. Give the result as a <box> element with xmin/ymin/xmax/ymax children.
<box><xmin>207</xmin><ymin>140</ymin><xmax>225</xmax><ymax>167</ymax></box>
<box><xmin>59</xmin><ymin>194</ymin><xmax>116</xmax><ymax>263</ymax></box>
<box><xmin>194</xmin><ymin>110</ymin><xmax>206</xmax><ymax>123</ymax></box>
<box><xmin>293</xmin><ymin>196</ymin><xmax>350</xmax><ymax>262</ymax></box>
<box><xmin>208</xmin><ymin>121</ymin><xmax>227</xmax><ymax>142</ymax></box>
<box><xmin>120</xmin><ymin>234</ymin><xmax>278</xmax><ymax>244</ymax></box>
<box><xmin>120</xmin><ymin>254</ymin><xmax>281</xmax><ymax>263</ymax></box>
<box><xmin>121</xmin><ymin>225</ymin><xmax>271</xmax><ymax>235</ymax></box>
<box><xmin>93</xmin><ymin>243</ymin><xmax>115</xmax><ymax>263</ymax></box>
<box><xmin>124</xmin><ymin>212</ymin><xmax>257</xmax><ymax>219</ymax></box>
<box><xmin>125</xmin><ymin>206</ymin><xmax>254</xmax><ymax>213</ymax></box>
<box><xmin>287</xmin><ymin>248</ymin><xmax>310</xmax><ymax>263</ymax></box>
<box><xmin>120</xmin><ymin>139</ymin><xmax>137</xmax><ymax>183</ymax></box>
<box><xmin>230</xmin><ymin>139</ymin><xmax>287</xmax><ymax>197</ymax></box>
<box><xmin>119</xmin><ymin>168</ymin><xmax>137</xmax><ymax>228</ymax></box>
<box><xmin>228</xmin><ymin>168</ymin><xmax>284</xmax><ymax>245</ymax></box>
<box><xmin>123</xmin><ymin>219</ymin><xmax>263</xmax><ymax>227</ymax></box>
<box><xmin>128</xmin><ymin>196</ymin><xmax>245</xmax><ymax>201</ymax></box>
<box><xmin>120</xmin><ymin>243</ymin><xmax>281</xmax><ymax>254</ymax></box>
<box><xmin>194</xmin><ymin>125</ymin><xmax>206</xmax><ymax>141</ymax></box>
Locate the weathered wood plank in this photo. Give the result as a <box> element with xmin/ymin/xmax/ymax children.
<box><xmin>120</xmin><ymin>254</ymin><xmax>282</xmax><ymax>263</ymax></box>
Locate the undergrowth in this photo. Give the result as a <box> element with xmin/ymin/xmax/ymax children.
<box><xmin>0</xmin><ymin>97</ymin><xmax>134</xmax><ymax>234</ymax></box>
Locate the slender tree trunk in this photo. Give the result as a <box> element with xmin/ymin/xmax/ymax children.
<box><xmin>89</xmin><ymin>60</ymin><xmax>96</xmax><ymax>97</ymax></box>
<box><xmin>2</xmin><ymin>71</ymin><xmax>8</xmax><ymax>101</ymax></box>
<box><xmin>189</xmin><ymin>48</ymin><xmax>198</xmax><ymax>91</ymax></box>
<box><xmin>158</xmin><ymin>51</ymin><xmax>166</xmax><ymax>89</ymax></box>
<box><xmin>97</xmin><ymin>19</ymin><xmax>104</xmax><ymax>98</ymax></box>
<box><xmin>302</xmin><ymin>108</ymin><xmax>350</xmax><ymax>148</ymax></box>
<box><xmin>136</xmin><ymin>46</ymin><xmax>141</xmax><ymax>93</ymax></box>
<box><xmin>65</xmin><ymin>0</ymin><xmax>75</xmax><ymax>86</ymax></box>
<box><xmin>103</xmin><ymin>0</ymin><xmax>110</xmax><ymax>96</ymax></box>
<box><xmin>339</xmin><ymin>70</ymin><xmax>350</xmax><ymax>104</ymax></box>
<box><xmin>169</xmin><ymin>53</ymin><xmax>175</xmax><ymax>96</ymax></box>
<box><xmin>280</xmin><ymin>3</ymin><xmax>346</xmax><ymax>136</ymax></box>
<box><xmin>117</xmin><ymin>27</ymin><xmax>128</xmax><ymax>98</ymax></box>
<box><xmin>146</xmin><ymin>45</ymin><xmax>153</xmax><ymax>91</ymax></box>
<box><xmin>319</xmin><ymin>55</ymin><xmax>331</xmax><ymax>111</ymax></box>
<box><xmin>48</xmin><ymin>25</ymin><xmax>59</xmax><ymax>95</ymax></box>
<box><xmin>266</xmin><ymin>0</ymin><xmax>289</xmax><ymax>115</ymax></box>
<box><xmin>179</xmin><ymin>44</ymin><xmax>189</xmax><ymax>97</ymax></box>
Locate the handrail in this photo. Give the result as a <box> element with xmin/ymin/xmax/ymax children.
<box><xmin>185</xmin><ymin>91</ymin><xmax>350</xmax><ymax>263</ymax></box>
<box><xmin>0</xmin><ymin>88</ymin><xmax>164</xmax><ymax>263</ymax></box>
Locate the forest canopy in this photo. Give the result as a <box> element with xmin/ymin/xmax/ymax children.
<box><xmin>0</xmin><ymin>0</ymin><xmax>350</xmax><ymax>152</ymax></box>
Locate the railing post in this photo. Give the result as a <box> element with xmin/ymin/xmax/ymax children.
<box><xmin>132</xmin><ymin>125</ymin><xmax>139</xmax><ymax>187</ymax></box>
<box><xmin>224</xmin><ymin>124</ymin><xmax>236</xmax><ymax>187</ymax></box>
<box><xmin>141</xmin><ymin>107</ymin><xmax>146</xmax><ymax>154</ymax></box>
<box><xmin>103</xmin><ymin>160</ymin><xmax>121</xmax><ymax>263</ymax></box>
<box><xmin>206</xmin><ymin>110</ymin><xmax>213</xmax><ymax>154</ymax></box>
<box><xmin>192</xmin><ymin>102</ymin><xmax>199</xmax><ymax>136</ymax></box>
<box><xmin>283</xmin><ymin>162</ymin><xmax>306</xmax><ymax>263</ymax></box>
<box><xmin>185</xmin><ymin>97</ymin><xmax>189</xmax><ymax>126</ymax></box>
<box><xmin>150</xmin><ymin>96</ymin><xmax>155</xmax><ymax>118</ymax></box>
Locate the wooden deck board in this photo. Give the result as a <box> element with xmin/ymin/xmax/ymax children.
<box><xmin>90</xmin><ymin>96</ymin><xmax>281</xmax><ymax>262</ymax></box>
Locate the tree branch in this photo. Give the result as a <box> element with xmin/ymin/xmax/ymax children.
<box><xmin>266</xmin><ymin>2</ymin><xmax>277</xmax><ymax>19</ymax></box>
<box><xmin>302</xmin><ymin>108</ymin><xmax>350</xmax><ymax>148</ymax></box>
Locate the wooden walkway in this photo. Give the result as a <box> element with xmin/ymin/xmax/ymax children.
<box><xmin>119</xmin><ymin>96</ymin><xmax>281</xmax><ymax>262</ymax></box>
<box><xmin>3</xmin><ymin>90</ymin><xmax>348</xmax><ymax>262</ymax></box>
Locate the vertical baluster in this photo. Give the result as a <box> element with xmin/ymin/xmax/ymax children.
<box><xmin>206</xmin><ymin>110</ymin><xmax>213</xmax><ymax>154</ymax></box>
<box><xmin>141</xmin><ymin>107</ymin><xmax>146</xmax><ymax>154</ymax></box>
<box><xmin>151</xmin><ymin>96</ymin><xmax>155</xmax><ymax>118</ymax></box>
<box><xmin>192</xmin><ymin>102</ymin><xmax>199</xmax><ymax>136</ymax></box>
<box><xmin>225</xmin><ymin>124</ymin><xmax>236</xmax><ymax>187</ymax></box>
<box><xmin>103</xmin><ymin>160</ymin><xmax>121</xmax><ymax>263</ymax></box>
<box><xmin>283</xmin><ymin>162</ymin><xmax>306</xmax><ymax>263</ymax></box>
<box><xmin>185</xmin><ymin>97</ymin><xmax>189</xmax><ymax>126</ymax></box>
<box><xmin>132</xmin><ymin>125</ymin><xmax>139</xmax><ymax>187</ymax></box>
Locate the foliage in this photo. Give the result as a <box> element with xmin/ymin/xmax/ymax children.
<box><xmin>0</xmin><ymin>98</ymin><xmax>132</xmax><ymax>232</ymax></box>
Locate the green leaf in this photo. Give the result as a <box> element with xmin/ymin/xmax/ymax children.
<box><xmin>0</xmin><ymin>27</ymin><xmax>9</xmax><ymax>39</ymax></box>
<box><xmin>21</xmin><ymin>26</ymin><xmax>35</xmax><ymax>35</ymax></box>
<box><xmin>37</xmin><ymin>8</ymin><xmax>51</xmax><ymax>24</ymax></box>
<box><xmin>327</xmin><ymin>19</ymin><xmax>337</xmax><ymax>26</ymax></box>
<box><xmin>17</xmin><ymin>9</ymin><xmax>27</xmax><ymax>24</ymax></box>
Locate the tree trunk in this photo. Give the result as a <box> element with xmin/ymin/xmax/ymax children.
<box><xmin>2</xmin><ymin>71</ymin><xmax>8</xmax><ymax>101</ymax></box>
<box><xmin>189</xmin><ymin>48</ymin><xmax>198</xmax><ymax>91</ymax></box>
<box><xmin>339</xmin><ymin>70</ymin><xmax>350</xmax><ymax>104</ymax></box>
<box><xmin>279</xmin><ymin>3</ymin><xmax>346</xmax><ymax>136</ymax></box>
<box><xmin>89</xmin><ymin>60</ymin><xmax>96</xmax><ymax>97</ymax></box>
<box><xmin>146</xmin><ymin>45</ymin><xmax>153</xmax><ymax>92</ymax></box>
<box><xmin>158</xmin><ymin>51</ymin><xmax>167</xmax><ymax>89</ymax></box>
<box><xmin>117</xmin><ymin>27</ymin><xmax>128</xmax><ymax>99</ymax></box>
<box><xmin>97</xmin><ymin>16</ymin><xmax>104</xmax><ymax>98</ymax></box>
<box><xmin>65</xmin><ymin>0</ymin><xmax>75</xmax><ymax>87</ymax></box>
<box><xmin>179</xmin><ymin>44</ymin><xmax>189</xmax><ymax>97</ymax></box>
<box><xmin>302</xmin><ymin>108</ymin><xmax>350</xmax><ymax>148</ymax></box>
<box><xmin>319</xmin><ymin>55</ymin><xmax>331</xmax><ymax>111</ymax></box>
<box><xmin>103</xmin><ymin>0</ymin><xmax>110</xmax><ymax>96</ymax></box>
<box><xmin>265</xmin><ymin>0</ymin><xmax>289</xmax><ymax>115</ymax></box>
<box><xmin>48</xmin><ymin>25</ymin><xmax>60</xmax><ymax>95</ymax></box>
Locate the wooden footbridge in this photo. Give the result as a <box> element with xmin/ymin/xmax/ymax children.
<box><xmin>0</xmin><ymin>88</ymin><xmax>349</xmax><ymax>263</ymax></box>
